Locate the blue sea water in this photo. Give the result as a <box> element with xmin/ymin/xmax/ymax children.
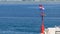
<box><xmin>0</xmin><ymin>4</ymin><xmax>60</xmax><ymax>34</ymax></box>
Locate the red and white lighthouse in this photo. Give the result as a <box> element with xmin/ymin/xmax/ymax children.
<box><xmin>39</xmin><ymin>4</ymin><xmax>45</xmax><ymax>34</ymax></box>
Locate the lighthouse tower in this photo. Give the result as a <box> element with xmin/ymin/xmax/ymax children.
<box><xmin>39</xmin><ymin>4</ymin><xmax>45</xmax><ymax>34</ymax></box>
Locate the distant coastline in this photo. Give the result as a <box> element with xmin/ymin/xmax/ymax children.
<box><xmin>0</xmin><ymin>1</ymin><xmax>60</xmax><ymax>4</ymax></box>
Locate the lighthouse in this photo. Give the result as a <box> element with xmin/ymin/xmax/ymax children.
<box><xmin>39</xmin><ymin>4</ymin><xmax>45</xmax><ymax>34</ymax></box>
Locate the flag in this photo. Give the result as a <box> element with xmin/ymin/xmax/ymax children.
<box><xmin>39</xmin><ymin>4</ymin><xmax>45</xmax><ymax>11</ymax></box>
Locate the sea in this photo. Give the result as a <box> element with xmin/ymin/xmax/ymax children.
<box><xmin>0</xmin><ymin>3</ymin><xmax>60</xmax><ymax>34</ymax></box>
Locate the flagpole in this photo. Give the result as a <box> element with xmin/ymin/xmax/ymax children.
<box><xmin>39</xmin><ymin>4</ymin><xmax>45</xmax><ymax>34</ymax></box>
